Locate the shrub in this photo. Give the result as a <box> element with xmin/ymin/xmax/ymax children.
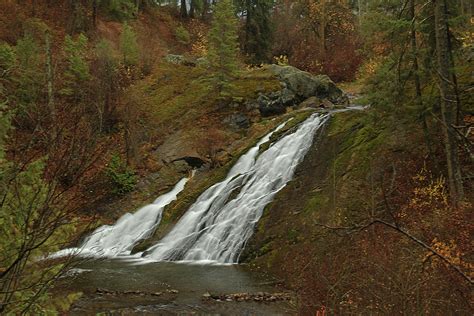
<box><xmin>105</xmin><ymin>154</ymin><xmax>137</xmax><ymax>195</ymax></box>
<box><xmin>175</xmin><ymin>25</ymin><xmax>191</xmax><ymax>45</ymax></box>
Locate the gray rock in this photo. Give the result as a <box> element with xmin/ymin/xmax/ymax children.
<box><xmin>297</xmin><ymin>96</ymin><xmax>322</xmax><ymax>109</ymax></box>
<box><xmin>321</xmin><ymin>98</ymin><xmax>335</xmax><ymax>108</ymax></box>
<box><xmin>266</xmin><ymin>64</ymin><xmax>349</xmax><ymax>105</ymax></box>
<box><xmin>245</xmin><ymin>99</ymin><xmax>259</xmax><ymax>111</ymax></box>
<box><xmin>223</xmin><ymin>113</ymin><xmax>251</xmax><ymax>130</ymax></box>
<box><xmin>279</xmin><ymin>88</ymin><xmax>296</xmax><ymax>106</ymax></box>
<box><xmin>258</xmin><ymin>99</ymin><xmax>286</xmax><ymax>117</ymax></box>
<box><xmin>196</xmin><ymin>57</ymin><xmax>208</xmax><ymax>66</ymax></box>
<box><xmin>164</xmin><ymin>54</ymin><xmax>198</xmax><ymax>67</ymax></box>
<box><xmin>164</xmin><ymin>54</ymin><xmax>185</xmax><ymax>65</ymax></box>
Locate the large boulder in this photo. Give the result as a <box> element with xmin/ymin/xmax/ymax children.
<box><xmin>154</xmin><ymin>131</ymin><xmax>207</xmax><ymax>168</ymax></box>
<box><xmin>266</xmin><ymin>64</ymin><xmax>349</xmax><ymax>105</ymax></box>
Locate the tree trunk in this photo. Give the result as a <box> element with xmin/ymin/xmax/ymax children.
<box><xmin>202</xmin><ymin>0</ymin><xmax>210</xmax><ymax>20</ymax></box>
<box><xmin>180</xmin><ymin>0</ymin><xmax>188</xmax><ymax>18</ymax></box>
<box><xmin>92</xmin><ymin>0</ymin><xmax>98</xmax><ymax>28</ymax></box>
<box><xmin>409</xmin><ymin>0</ymin><xmax>434</xmax><ymax>160</ymax></box>
<box><xmin>45</xmin><ymin>30</ymin><xmax>56</xmax><ymax>137</ymax></box>
<box><xmin>189</xmin><ymin>0</ymin><xmax>195</xmax><ymax>18</ymax></box>
<box><xmin>433</xmin><ymin>0</ymin><xmax>464</xmax><ymax>203</ymax></box>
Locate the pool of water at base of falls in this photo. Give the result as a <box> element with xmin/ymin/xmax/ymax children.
<box><xmin>56</xmin><ymin>259</ymin><xmax>295</xmax><ymax>315</ymax></box>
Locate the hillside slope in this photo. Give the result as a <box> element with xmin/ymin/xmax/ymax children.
<box><xmin>243</xmin><ymin>111</ymin><xmax>473</xmax><ymax>314</ymax></box>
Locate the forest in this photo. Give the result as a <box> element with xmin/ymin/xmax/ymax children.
<box><xmin>0</xmin><ymin>0</ymin><xmax>472</xmax><ymax>314</ymax></box>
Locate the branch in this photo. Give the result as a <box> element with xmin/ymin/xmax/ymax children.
<box><xmin>314</xmin><ymin>219</ymin><xmax>473</xmax><ymax>284</ymax></box>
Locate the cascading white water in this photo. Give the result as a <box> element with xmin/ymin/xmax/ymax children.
<box><xmin>144</xmin><ymin>113</ymin><xmax>330</xmax><ymax>264</ymax></box>
<box><xmin>50</xmin><ymin>177</ymin><xmax>189</xmax><ymax>259</ymax></box>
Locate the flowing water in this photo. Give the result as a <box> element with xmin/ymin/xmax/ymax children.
<box><xmin>57</xmin><ymin>112</ymin><xmax>331</xmax><ymax>314</ymax></box>
<box><xmin>58</xmin><ymin>260</ymin><xmax>293</xmax><ymax>315</ymax></box>
<box><xmin>144</xmin><ymin>113</ymin><xmax>329</xmax><ymax>264</ymax></box>
<box><xmin>51</xmin><ymin>178</ymin><xmax>189</xmax><ymax>258</ymax></box>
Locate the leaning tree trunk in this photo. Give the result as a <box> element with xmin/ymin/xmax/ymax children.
<box><xmin>433</xmin><ymin>0</ymin><xmax>464</xmax><ymax>203</ymax></box>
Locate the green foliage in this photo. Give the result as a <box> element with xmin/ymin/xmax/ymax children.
<box><xmin>120</xmin><ymin>23</ymin><xmax>140</xmax><ymax>67</ymax></box>
<box><xmin>0</xmin><ymin>42</ymin><xmax>15</xmax><ymax>75</ymax></box>
<box><xmin>0</xmin><ymin>43</ymin><xmax>15</xmax><ymax>98</ymax></box>
<box><xmin>96</xmin><ymin>39</ymin><xmax>116</xmax><ymax>63</ymax></box>
<box><xmin>237</xmin><ymin>0</ymin><xmax>274</xmax><ymax>64</ymax></box>
<box><xmin>15</xmin><ymin>34</ymin><xmax>43</xmax><ymax>111</ymax></box>
<box><xmin>207</xmin><ymin>0</ymin><xmax>240</xmax><ymax>96</ymax></box>
<box><xmin>0</xmin><ymin>160</ymin><xmax>77</xmax><ymax>314</ymax></box>
<box><xmin>96</xmin><ymin>39</ymin><xmax>118</xmax><ymax>75</ymax></box>
<box><xmin>100</xmin><ymin>0</ymin><xmax>137</xmax><ymax>21</ymax></box>
<box><xmin>0</xmin><ymin>107</ymin><xmax>78</xmax><ymax>313</ymax></box>
<box><xmin>287</xmin><ymin>228</ymin><xmax>299</xmax><ymax>244</ymax></box>
<box><xmin>105</xmin><ymin>154</ymin><xmax>137</xmax><ymax>195</ymax></box>
<box><xmin>0</xmin><ymin>102</ymin><xmax>11</xmax><ymax>167</ymax></box>
<box><xmin>62</xmin><ymin>33</ymin><xmax>90</xmax><ymax>97</ymax></box>
<box><xmin>64</xmin><ymin>34</ymin><xmax>90</xmax><ymax>81</ymax></box>
<box><xmin>175</xmin><ymin>25</ymin><xmax>191</xmax><ymax>45</ymax></box>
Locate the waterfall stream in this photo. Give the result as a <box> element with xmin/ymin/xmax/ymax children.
<box><xmin>143</xmin><ymin>113</ymin><xmax>330</xmax><ymax>264</ymax></box>
<box><xmin>52</xmin><ymin>112</ymin><xmax>330</xmax><ymax>264</ymax></box>
<box><xmin>50</xmin><ymin>178</ymin><xmax>189</xmax><ymax>258</ymax></box>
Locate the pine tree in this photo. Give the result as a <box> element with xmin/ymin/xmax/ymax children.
<box><xmin>15</xmin><ymin>34</ymin><xmax>43</xmax><ymax>115</ymax></box>
<box><xmin>207</xmin><ymin>0</ymin><xmax>240</xmax><ymax>95</ymax></box>
<box><xmin>62</xmin><ymin>33</ymin><xmax>90</xmax><ymax>101</ymax></box>
<box><xmin>239</xmin><ymin>0</ymin><xmax>274</xmax><ymax>64</ymax></box>
<box><xmin>120</xmin><ymin>23</ymin><xmax>139</xmax><ymax>67</ymax></box>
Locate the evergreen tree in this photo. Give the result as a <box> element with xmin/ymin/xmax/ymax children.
<box><xmin>207</xmin><ymin>0</ymin><xmax>240</xmax><ymax>95</ymax></box>
<box><xmin>15</xmin><ymin>34</ymin><xmax>43</xmax><ymax>116</ymax></box>
<box><xmin>62</xmin><ymin>33</ymin><xmax>90</xmax><ymax>100</ymax></box>
<box><xmin>360</xmin><ymin>0</ymin><xmax>471</xmax><ymax>204</ymax></box>
<box><xmin>120</xmin><ymin>23</ymin><xmax>139</xmax><ymax>67</ymax></box>
<box><xmin>100</xmin><ymin>0</ymin><xmax>137</xmax><ymax>21</ymax></box>
<box><xmin>239</xmin><ymin>0</ymin><xmax>274</xmax><ymax>64</ymax></box>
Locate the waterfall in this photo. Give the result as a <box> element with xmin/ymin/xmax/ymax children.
<box><xmin>144</xmin><ymin>113</ymin><xmax>330</xmax><ymax>264</ymax></box>
<box><xmin>50</xmin><ymin>177</ymin><xmax>189</xmax><ymax>259</ymax></box>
